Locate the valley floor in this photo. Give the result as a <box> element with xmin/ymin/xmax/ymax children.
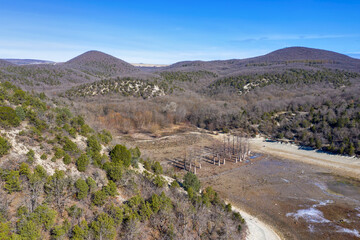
<box><xmin>116</xmin><ymin>127</ymin><xmax>360</xmax><ymax>240</ymax></box>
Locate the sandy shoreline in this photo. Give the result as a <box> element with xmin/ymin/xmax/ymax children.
<box><xmin>227</xmin><ymin>201</ymin><xmax>282</xmax><ymax>240</ymax></box>
<box><xmin>249</xmin><ymin>137</ymin><xmax>360</xmax><ymax>180</ymax></box>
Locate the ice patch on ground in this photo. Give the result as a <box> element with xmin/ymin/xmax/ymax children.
<box><xmin>281</xmin><ymin>178</ymin><xmax>289</xmax><ymax>183</ymax></box>
<box><xmin>336</xmin><ymin>226</ymin><xmax>360</xmax><ymax>238</ymax></box>
<box><xmin>286</xmin><ymin>207</ymin><xmax>330</xmax><ymax>223</ymax></box>
<box><xmin>286</xmin><ymin>200</ymin><xmax>333</xmax><ymax>223</ymax></box>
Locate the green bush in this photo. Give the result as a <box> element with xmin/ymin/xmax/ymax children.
<box><xmin>51</xmin><ymin>224</ymin><xmax>67</xmax><ymax>240</ymax></box>
<box><xmin>0</xmin><ymin>106</ymin><xmax>20</xmax><ymax>127</ymax></box>
<box><xmin>40</xmin><ymin>153</ymin><xmax>47</xmax><ymax>160</ymax></box>
<box><xmin>34</xmin><ymin>165</ymin><xmax>47</xmax><ymax>179</ymax></box>
<box><xmin>144</xmin><ymin>160</ymin><xmax>151</xmax><ymax>171</ymax></box>
<box><xmin>152</xmin><ymin>161</ymin><xmax>163</xmax><ymax>175</ymax></box>
<box><xmin>75</xmin><ymin>179</ymin><xmax>89</xmax><ymax>200</ymax></box>
<box><xmin>106</xmin><ymin>204</ymin><xmax>123</xmax><ymax>225</ymax></box>
<box><xmin>80</xmin><ymin>124</ymin><xmax>93</xmax><ymax>136</ymax></box>
<box><xmin>76</xmin><ymin>154</ymin><xmax>89</xmax><ymax>172</ymax></box>
<box><xmin>233</xmin><ymin>212</ymin><xmax>245</xmax><ymax>224</ymax></box>
<box><xmin>63</xmin><ymin>154</ymin><xmax>71</xmax><ymax>165</ymax></box>
<box><xmin>0</xmin><ymin>136</ymin><xmax>11</xmax><ymax>157</ymax></box>
<box><xmin>55</xmin><ymin>108</ymin><xmax>72</xmax><ymax>126</ymax></box>
<box><xmin>90</xmin><ymin>213</ymin><xmax>116</xmax><ymax>240</ymax></box>
<box><xmin>54</xmin><ymin>147</ymin><xmax>65</xmax><ymax>159</ymax></box>
<box><xmin>183</xmin><ymin>172</ymin><xmax>201</xmax><ymax>192</ymax></box>
<box><xmin>62</xmin><ymin>137</ymin><xmax>78</xmax><ymax>154</ymax></box>
<box><xmin>87</xmin><ymin>135</ymin><xmax>101</xmax><ymax>156</ymax></box>
<box><xmin>0</xmin><ymin>221</ymin><xmax>12</xmax><ymax>239</ymax></box>
<box><xmin>31</xmin><ymin>204</ymin><xmax>57</xmax><ymax>230</ymax></box>
<box><xmin>4</xmin><ymin>170</ymin><xmax>22</xmax><ymax>193</ymax></box>
<box><xmin>72</xmin><ymin>220</ymin><xmax>89</xmax><ymax>240</ymax></box>
<box><xmin>109</xmin><ymin>145</ymin><xmax>131</xmax><ymax>167</ymax></box>
<box><xmin>98</xmin><ymin>130</ymin><xmax>112</xmax><ymax>144</ymax></box>
<box><xmin>66</xmin><ymin>205</ymin><xmax>83</xmax><ymax>220</ymax></box>
<box><xmin>150</xmin><ymin>192</ymin><xmax>172</xmax><ymax>214</ymax></box>
<box><xmin>103</xmin><ymin>162</ymin><xmax>123</xmax><ymax>182</ymax></box>
<box><xmin>153</xmin><ymin>175</ymin><xmax>166</xmax><ymax>188</ymax></box>
<box><xmin>103</xmin><ymin>180</ymin><xmax>118</xmax><ymax>197</ymax></box>
<box><xmin>71</xmin><ymin>115</ymin><xmax>85</xmax><ymax>130</ymax></box>
<box><xmin>19</xmin><ymin>162</ymin><xmax>31</xmax><ymax>178</ymax></box>
<box><xmin>17</xmin><ymin>219</ymin><xmax>40</xmax><ymax>240</ymax></box>
<box><xmin>92</xmin><ymin>152</ymin><xmax>108</xmax><ymax>168</ymax></box>
<box><xmin>26</xmin><ymin>149</ymin><xmax>35</xmax><ymax>163</ymax></box>
<box><xmin>86</xmin><ymin>177</ymin><xmax>97</xmax><ymax>193</ymax></box>
<box><xmin>170</xmin><ymin>180</ymin><xmax>180</xmax><ymax>189</ymax></box>
<box><xmin>15</xmin><ymin>106</ymin><xmax>26</xmax><ymax>121</ymax></box>
<box><xmin>92</xmin><ymin>190</ymin><xmax>107</xmax><ymax>206</ymax></box>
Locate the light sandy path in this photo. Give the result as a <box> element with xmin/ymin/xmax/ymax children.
<box><xmin>229</xmin><ymin>203</ymin><xmax>281</xmax><ymax>240</ymax></box>
<box><xmin>250</xmin><ymin>137</ymin><xmax>360</xmax><ymax>179</ymax></box>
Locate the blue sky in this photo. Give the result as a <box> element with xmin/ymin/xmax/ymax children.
<box><xmin>0</xmin><ymin>0</ymin><xmax>359</xmax><ymax>63</ymax></box>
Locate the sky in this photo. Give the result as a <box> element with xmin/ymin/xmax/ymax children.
<box><xmin>0</xmin><ymin>0</ymin><xmax>359</xmax><ymax>64</ymax></box>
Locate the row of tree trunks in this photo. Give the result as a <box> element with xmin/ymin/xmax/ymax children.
<box><xmin>184</xmin><ymin>134</ymin><xmax>250</xmax><ymax>174</ymax></box>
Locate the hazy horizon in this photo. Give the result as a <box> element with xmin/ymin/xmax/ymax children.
<box><xmin>2</xmin><ymin>47</ymin><xmax>360</xmax><ymax>65</ymax></box>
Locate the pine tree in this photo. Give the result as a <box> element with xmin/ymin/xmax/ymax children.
<box><xmin>90</xmin><ymin>213</ymin><xmax>116</xmax><ymax>240</ymax></box>
<box><xmin>76</xmin><ymin>154</ymin><xmax>89</xmax><ymax>172</ymax></box>
<box><xmin>75</xmin><ymin>179</ymin><xmax>89</xmax><ymax>200</ymax></box>
<box><xmin>109</xmin><ymin>145</ymin><xmax>131</xmax><ymax>167</ymax></box>
<box><xmin>4</xmin><ymin>170</ymin><xmax>21</xmax><ymax>193</ymax></box>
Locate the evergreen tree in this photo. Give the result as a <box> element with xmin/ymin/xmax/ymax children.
<box><xmin>183</xmin><ymin>172</ymin><xmax>201</xmax><ymax>192</ymax></box>
<box><xmin>76</xmin><ymin>154</ymin><xmax>89</xmax><ymax>172</ymax></box>
<box><xmin>109</xmin><ymin>145</ymin><xmax>131</xmax><ymax>167</ymax></box>
<box><xmin>0</xmin><ymin>136</ymin><xmax>11</xmax><ymax>157</ymax></box>
<box><xmin>4</xmin><ymin>170</ymin><xmax>22</xmax><ymax>193</ymax></box>
<box><xmin>90</xmin><ymin>213</ymin><xmax>116</xmax><ymax>240</ymax></box>
<box><xmin>75</xmin><ymin>179</ymin><xmax>89</xmax><ymax>200</ymax></box>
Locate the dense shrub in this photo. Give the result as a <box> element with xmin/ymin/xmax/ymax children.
<box><xmin>183</xmin><ymin>172</ymin><xmax>201</xmax><ymax>192</ymax></box>
<box><xmin>90</xmin><ymin>213</ymin><xmax>116</xmax><ymax>240</ymax></box>
<box><xmin>4</xmin><ymin>170</ymin><xmax>22</xmax><ymax>193</ymax></box>
<box><xmin>0</xmin><ymin>136</ymin><xmax>11</xmax><ymax>157</ymax></box>
<box><xmin>92</xmin><ymin>190</ymin><xmax>107</xmax><ymax>206</ymax></box>
<box><xmin>0</xmin><ymin>106</ymin><xmax>20</xmax><ymax>127</ymax></box>
<box><xmin>75</xmin><ymin>179</ymin><xmax>89</xmax><ymax>200</ymax></box>
<box><xmin>103</xmin><ymin>162</ymin><xmax>123</xmax><ymax>182</ymax></box>
<box><xmin>63</xmin><ymin>154</ymin><xmax>71</xmax><ymax>165</ymax></box>
<box><xmin>109</xmin><ymin>145</ymin><xmax>131</xmax><ymax>167</ymax></box>
<box><xmin>151</xmin><ymin>161</ymin><xmax>163</xmax><ymax>175</ymax></box>
<box><xmin>76</xmin><ymin>154</ymin><xmax>89</xmax><ymax>172</ymax></box>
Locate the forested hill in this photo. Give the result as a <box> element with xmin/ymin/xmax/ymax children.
<box><xmin>64</xmin><ymin>50</ymin><xmax>139</xmax><ymax>77</ymax></box>
<box><xmin>0</xmin><ymin>60</ymin><xmax>13</xmax><ymax>68</ymax></box>
<box><xmin>0</xmin><ymin>81</ymin><xmax>246</xmax><ymax>239</ymax></box>
<box><xmin>1</xmin><ymin>46</ymin><xmax>359</xmax><ymax>157</ymax></box>
<box><xmin>163</xmin><ymin>47</ymin><xmax>360</xmax><ymax>73</ymax></box>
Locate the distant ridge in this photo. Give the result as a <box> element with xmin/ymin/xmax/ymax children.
<box><xmin>251</xmin><ymin>47</ymin><xmax>359</xmax><ymax>62</ymax></box>
<box><xmin>3</xmin><ymin>59</ymin><xmax>54</xmax><ymax>65</ymax></box>
<box><xmin>166</xmin><ymin>46</ymin><xmax>360</xmax><ymax>73</ymax></box>
<box><xmin>0</xmin><ymin>59</ymin><xmax>14</xmax><ymax>67</ymax></box>
<box><xmin>65</xmin><ymin>50</ymin><xmax>138</xmax><ymax>77</ymax></box>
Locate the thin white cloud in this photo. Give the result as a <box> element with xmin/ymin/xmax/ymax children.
<box><xmin>232</xmin><ymin>34</ymin><xmax>358</xmax><ymax>43</ymax></box>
